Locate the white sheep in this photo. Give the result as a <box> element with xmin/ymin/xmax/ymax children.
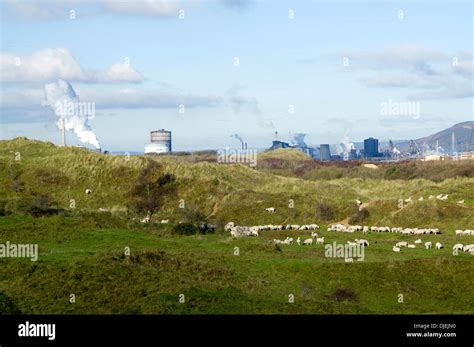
<box><xmin>265</xmin><ymin>207</ymin><xmax>276</xmax><ymax>213</ymax></box>
<box><xmin>435</xmin><ymin>242</ymin><xmax>443</xmax><ymax>249</ymax></box>
<box><xmin>311</xmin><ymin>232</ymin><xmax>318</xmax><ymax>238</ymax></box>
<box><xmin>393</xmin><ymin>246</ymin><xmax>401</xmax><ymax>252</ymax></box>
<box><xmin>453</xmin><ymin>244</ymin><xmax>464</xmax><ymax>251</ymax></box>
<box><xmin>85</xmin><ymin>189</ymin><xmax>92</xmax><ymax>195</ymax></box>
<box><xmin>425</xmin><ymin>242</ymin><xmax>432</xmax><ymax>249</ymax></box>
<box><xmin>296</xmin><ymin>237</ymin><xmax>301</xmax><ymax>245</ymax></box>
<box><xmin>463</xmin><ymin>244</ymin><xmax>474</xmax><ymax>252</ymax></box>
<box><xmin>303</xmin><ymin>238</ymin><xmax>313</xmax><ymax>245</ymax></box>
<box><xmin>316</xmin><ymin>237</ymin><xmax>324</xmax><ymax>244</ymax></box>
<box><xmin>407</xmin><ymin>244</ymin><xmax>416</xmax><ymax>249</ymax></box>
<box><xmin>396</xmin><ymin>241</ymin><xmax>408</xmax><ymax>248</ymax></box>
<box><xmin>161</xmin><ymin>219</ymin><xmax>169</xmax><ymax>224</ymax></box>
<box><xmin>414</xmin><ymin>239</ymin><xmax>422</xmax><ymax>244</ymax></box>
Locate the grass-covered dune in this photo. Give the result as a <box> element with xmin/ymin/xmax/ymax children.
<box><xmin>0</xmin><ymin>138</ymin><xmax>473</xmax><ymax>314</ymax></box>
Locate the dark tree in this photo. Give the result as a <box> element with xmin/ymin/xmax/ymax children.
<box><xmin>127</xmin><ymin>161</ymin><xmax>177</xmax><ymax>219</ymax></box>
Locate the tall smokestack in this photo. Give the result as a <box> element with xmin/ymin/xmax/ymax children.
<box><xmin>452</xmin><ymin>131</ymin><xmax>456</xmax><ymax>153</ymax></box>
<box><xmin>61</xmin><ymin>117</ymin><xmax>66</xmax><ymax>146</ymax></box>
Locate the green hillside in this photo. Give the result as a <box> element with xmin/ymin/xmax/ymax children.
<box><xmin>0</xmin><ymin>138</ymin><xmax>473</xmax><ymax>314</ymax></box>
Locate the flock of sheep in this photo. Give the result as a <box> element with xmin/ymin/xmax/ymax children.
<box><xmin>225</xmin><ymin>222</ymin><xmax>319</xmax><ymax>238</ymax></box>
<box><xmin>393</xmin><ymin>241</ymin><xmax>474</xmax><ymax>254</ymax></box>
<box><xmin>328</xmin><ymin>224</ymin><xmax>441</xmax><ymax>235</ymax></box>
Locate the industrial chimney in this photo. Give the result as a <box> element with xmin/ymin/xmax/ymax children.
<box><xmin>60</xmin><ymin>117</ymin><xmax>66</xmax><ymax>146</ymax></box>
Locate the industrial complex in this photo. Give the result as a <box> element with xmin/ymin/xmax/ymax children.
<box><xmin>141</xmin><ymin>122</ymin><xmax>473</xmax><ymax>162</ymax></box>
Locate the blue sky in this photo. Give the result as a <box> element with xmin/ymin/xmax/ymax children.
<box><xmin>1</xmin><ymin>0</ymin><xmax>473</xmax><ymax>151</ymax></box>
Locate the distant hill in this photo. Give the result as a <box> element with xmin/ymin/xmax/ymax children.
<box><xmin>413</xmin><ymin>121</ymin><xmax>474</xmax><ymax>153</ymax></box>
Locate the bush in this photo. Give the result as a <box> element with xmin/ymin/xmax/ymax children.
<box><xmin>330</xmin><ymin>288</ymin><xmax>358</xmax><ymax>303</ymax></box>
<box><xmin>10</xmin><ymin>179</ymin><xmax>24</xmax><ymax>193</ymax></box>
<box><xmin>315</xmin><ymin>201</ymin><xmax>336</xmax><ymax>221</ymax></box>
<box><xmin>172</xmin><ymin>223</ymin><xmax>199</xmax><ymax>235</ymax></box>
<box><xmin>0</xmin><ymin>292</ymin><xmax>22</xmax><ymax>314</ymax></box>
<box><xmin>180</xmin><ymin>206</ymin><xmax>208</xmax><ymax>225</ymax></box>
<box><xmin>0</xmin><ymin>199</ymin><xmax>9</xmax><ymax>216</ymax></box>
<box><xmin>18</xmin><ymin>194</ymin><xmax>60</xmax><ymax>217</ymax></box>
<box><xmin>348</xmin><ymin>207</ymin><xmax>370</xmax><ymax>224</ymax></box>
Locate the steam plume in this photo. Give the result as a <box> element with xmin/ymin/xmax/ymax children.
<box><xmin>43</xmin><ymin>79</ymin><xmax>100</xmax><ymax>149</ymax></box>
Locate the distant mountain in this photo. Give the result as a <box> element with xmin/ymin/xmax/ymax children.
<box><xmin>413</xmin><ymin>121</ymin><xmax>474</xmax><ymax>153</ymax></box>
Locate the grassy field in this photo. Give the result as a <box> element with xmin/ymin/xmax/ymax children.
<box><xmin>0</xmin><ymin>138</ymin><xmax>473</xmax><ymax>314</ymax></box>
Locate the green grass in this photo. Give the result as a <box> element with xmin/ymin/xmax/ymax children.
<box><xmin>0</xmin><ymin>216</ymin><xmax>473</xmax><ymax>314</ymax></box>
<box><xmin>0</xmin><ymin>138</ymin><xmax>473</xmax><ymax>314</ymax></box>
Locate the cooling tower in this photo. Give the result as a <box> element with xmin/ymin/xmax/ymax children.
<box><xmin>145</xmin><ymin>129</ymin><xmax>172</xmax><ymax>154</ymax></box>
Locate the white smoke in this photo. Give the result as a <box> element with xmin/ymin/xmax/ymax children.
<box><xmin>43</xmin><ymin>79</ymin><xmax>100</xmax><ymax>149</ymax></box>
<box><xmin>340</xmin><ymin>130</ymin><xmax>355</xmax><ymax>155</ymax></box>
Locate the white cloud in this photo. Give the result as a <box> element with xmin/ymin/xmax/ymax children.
<box><xmin>1</xmin><ymin>0</ymin><xmax>183</xmax><ymax>20</ymax></box>
<box><xmin>0</xmin><ymin>48</ymin><xmax>144</xmax><ymax>83</ymax></box>
<box><xmin>344</xmin><ymin>44</ymin><xmax>446</xmax><ymax>70</ymax></box>
<box><xmin>0</xmin><ymin>85</ymin><xmax>222</xmax><ymax>123</ymax></box>
<box><xmin>102</xmin><ymin>0</ymin><xmax>180</xmax><ymax>17</ymax></box>
<box><xmin>343</xmin><ymin>45</ymin><xmax>473</xmax><ymax>100</ymax></box>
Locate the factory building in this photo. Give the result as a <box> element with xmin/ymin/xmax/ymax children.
<box><xmin>269</xmin><ymin>140</ymin><xmax>290</xmax><ymax>150</ymax></box>
<box><xmin>144</xmin><ymin>129</ymin><xmax>172</xmax><ymax>154</ymax></box>
<box><xmin>320</xmin><ymin>144</ymin><xmax>331</xmax><ymax>161</ymax></box>
<box><xmin>364</xmin><ymin>137</ymin><xmax>380</xmax><ymax>158</ymax></box>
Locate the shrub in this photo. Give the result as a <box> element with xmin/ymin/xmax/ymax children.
<box><xmin>172</xmin><ymin>223</ymin><xmax>199</xmax><ymax>235</ymax></box>
<box><xmin>127</xmin><ymin>161</ymin><xmax>177</xmax><ymax>219</ymax></box>
<box><xmin>18</xmin><ymin>194</ymin><xmax>60</xmax><ymax>217</ymax></box>
<box><xmin>348</xmin><ymin>207</ymin><xmax>370</xmax><ymax>224</ymax></box>
<box><xmin>315</xmin><ymin>201</ymin><xmax>336</xmax><ymax>221</ymax></box>
<box><xmin>330</xmin><ymin>288</ymin><xmax>358</xmax><ymax>303</ymax></box>
<box><xmin>0</xmin><ymin>199</ymin><xmax>9</xmax><ymax>216</ymax></box>
<box><xmin>10</xmin><ymin>179</ymin><xmax>24</xmax><ymax>193</ymax></box>
<box><xmin>0</xmin><ymin>292</ymin><xmax>22</xmax><ymax>314</ymax></box>
<box><xmin>180</xmin><ymin>206</ymin><xmax>208</xmax><ymax>225</ymax></box>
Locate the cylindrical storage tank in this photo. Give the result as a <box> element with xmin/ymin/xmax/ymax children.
<box><xmin>146</xmin><ymin>129</ymin><xmax>172</xmax><ymax>153</ymax></box>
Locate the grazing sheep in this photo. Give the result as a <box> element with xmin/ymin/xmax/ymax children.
<box><xmin>296</xmin><ymin>237</ymin><xmax>301</xmax><ymax>245</ymax></box>
<box><xmin>425</xmin><ymin>242</ymin><xmax>432</xmax><ymax>249</ymax></box>
<box><xmin>463</xmin><ymin>244</ymin><xmax>474</xmax><ymax>252</ymax></box>
<box><xmin>316</xmin><ymin>237</ymin><xmax>325</xmax><ymax>244</ymax></box>
<box><xmin>414</xmin><ymin>239</ymin><xmax>422</xmax><ymax>244</ymax></box>
<box><xmin>140</xmin><ymin>216</ymin><xmax>151</xmax><ymax>223</ymax></box>
<box><xmin>311</xmin><ymin>232</ymin><xmax>318</xmax><ymax>238</ymax></box>
<box><xmin>396</xmin><ymin>241</ymin><xmax>408</xmax><ymax>248</ymax></box>
<box><xmin>453</xmin><ymin>244</ymin><xmax>464</xmax><ymax>251</ymax></box>
<box><xmin>161</xmin><ymin>219</ymin><xmax>169</xmax><ymax>224</ymax></box>
<box><xmin>407</xmin><ymin>244</ymin><xmax>416</xmax><ymax>249</ymax></box>
<box><xmin>303</xmin><ymin>238</ymin><xmax>313</xmax><ymax>245</ymax></box>
<box><xmin>85</xmin><ymin>189</ymin><xmax>92</xmax><ymax>195</ymax></box>
<box><xmin>392</xmin><ymin>246</ymin><xmax>401</xmax><ymax>252</ymax></box>
<box><xmin>435</xmin><ymin>242</ymin><xmax>443</xmax><ymax>249</ymax></box>
<box><xmin>265</xmin><ymin>207</ymin><xmax>276</xmax><ymax>213</ymax></box>
<box><xmin>458</xmin><ymin>200</ymin><xmax>465</xmax><ymax>204</ymax></box>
